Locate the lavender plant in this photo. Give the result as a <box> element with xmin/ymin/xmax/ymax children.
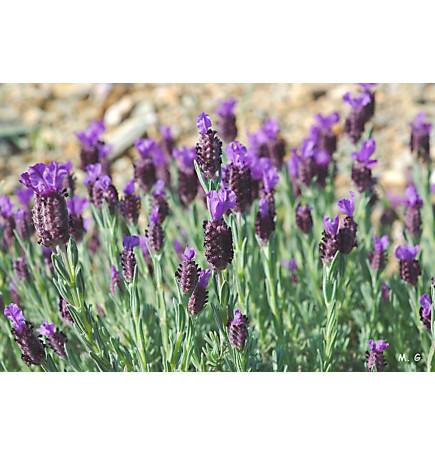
<box><xmin>0</xmin><ymin>87</ymin><xmax>434</xmax><ymax>372</ymax></box>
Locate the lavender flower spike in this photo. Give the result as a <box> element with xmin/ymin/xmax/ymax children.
<box><xmin>404</xmin><ymin>184</ymin><xmax>423</xmax><ymax>237</ymax></box>
<box><xmin>368</xmin><ymin>235</ymin><xmax>389</xmax><ymax>270</ymax></box>
<box><xmin>4</xmin><ymin>303</ymin><xmax>45</xmax><ymax>366</ymax></box>
<box><xmin>39</xmin><ymin>321</ymin><xmax>67</xmax><ymax>358</ymax></box>
<box><xmin>121</xmin><ymin>235</ymin><xmax>140</xmax><ymax>283</ymax></box>
<box><xmin>419</xmin><ymin>294</ymin><xmax>432</xmax><ymax>330</ymax></box>
<box><xmin>120</xmin><ymin>179</ymin><xmax>141</xmax><ymax>225</ymax></box>
<box><xmin>176</xmin><ymin>246</ymin><xmax>199</xmax><ymax>295</ymax></box>
<box><xmin>366</xmin><ymin>339</ymin><xmax>389</xmax><ymax>372</ymax></box>
<box><xmin>20</xmin><ymin>162</ymin><xmax>70</xmax><ymax>248</ymax></box>
<box><xmin>410</xmin><ymin>113</ymin><xmax>432</xmax><ymax>161</ymax></box>
<box><xmin>67</xmin><ymin>196</ymin><xmax>88</xmax><ymax>242</ymax></box>
<box><xmin>188</xmin><ymin>269</ymin><xmax>212</xmax><ymax>316</ymax></box>
<box><xmin>146</xmin><ymin>206</ymin><xmax>164</xmax><ymax>252</ymax></box>
<box><xmin>351</xmin><ymin>139</ymin><xmax>377</xmax><ymax>193</ymax></box>
<box><xmin>228</xmin><ymin>309</ymin><xmax>249</xmax><ymax>350</ymax></box>
<box><xmin>319</xmin><ymin>216</ymin><xmax>339</xmax><ymax>263</ymax></box>
<box><xmin>216</xmin><ymin>98</ymin><xmax>238</xmax><ymax>143</ymax></box>
<box><xmin>395</xmin><ymin>244</ymin><xmax>421</xmax><ymax>286</ymax></box>
<box><xmin>195</xmin><ymin>112</ymin><xmax>223</xmax><ymax>180</ymax></box>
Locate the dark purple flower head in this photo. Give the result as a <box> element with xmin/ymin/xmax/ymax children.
<box><xmin>16</xmin><ymin>187</ymin><xmax>34</xmax><ymax>207</ymax></box>
<box><xmin>4</xmin><ymin>303</ymin><xmax>26</xmax><ymax>333</ymax></box>
<box><xmin>259</xmin><ymin>198</ymin><xmax>269</xmax><ymax>217</ymax></box>
<box><xmin>373</xmin><ymin>235</ymin><xmax>389</xmax><ymax>252</ymax></box>
<box><xmin>173</xmin><ymin>147</ymin><xmax>196</xmax><ymax>172</ymax></box>
<box><xmin>123</xmin><ymin>235</ymin><xmax>140</xmax><ymax>250</ymax></box>
<box><xmin>76</xmin><ymin>120</ymin><xmax>105</xmax><ymax>148</ymax></box>
<box><xmin>226</xmin><ymin>141</ymin><xmax>248</xmax><ymax>165</ymax></box>
<box><xmin>343</xmin><ymin>92</ymin><xmax>371</xmax><ymax>109</ymax></box>
<box><xmin>411</xmin><ymin>113</ymin><xmax>432</xmax><ymax>135</ymax></box>
<box><xmin>216</xmin><ymin>98</ymin><xmax>236</xmax><ymax>117</ymax></box>
<box><xmin>395</xmin><ymin>245</ymin><xmax>419</xmax><ymax>261</ymax></box>
<box><xmin>196</xmin><ymin>112</ymin><xmax>212</xmax><ymax>134</ymax></box>
<box><xmin>404</xmin><ymin>185</ymin><xmax>423</xmax><ymax>208</ymax></box>
<box><xmin>67</xmin><ymin>196</ymin><xmax>88</xmax><ymax>216</ymax></box>
<box><xmin>20</xmin><ymin>162</ymin><xmax>68</xmax><ymax>196</ymax></box>
<box><xmin>352</xmin><ymin>139</ymin><xmax>377</xmax><ymax>168</ymax></box>
<box><xmin>39</xmin><ymin>321</ymin><xmax>55</xmax><ymax>337</ymax></box>
<box><xmin>314</xmin><ymin>149</ymin><xmax>331</xmax><ymax>167</ymax></box>
<box><xmin>207</xmin><ymin>188</ymin><xmax>236</xmax><ymax>220</ymax></box>
<box><xmin>228</xmin><ymin>308</ymin><xmax>249</xmax><ymax>350</ymax></box>
<box><xmin>368</xmin><ymin>339</ymin><xmax>389</xmax><ymax>353</ymax></box>
<box><xmin>182</xmin><ymin>246</ymin><xmax>196</xmax><ymax>261</ymax></box>
<box><xmin>0</xmin><ymin>196</ymin><xmax>14</xmax><ymax>218</ymax></box>
<box><xmin>420</xmin><ymin>294</ymin><xmax>432</xmax><ymax>319</ymax></box>
<box><xmin>198</xmin><ymin>269</ymin><xmax>212</xmax><ymax>288</ymax></box>
<box><xmin>84</xmin><ymin>163</ymin><xmax>102</xmax><ymax>186</ymax></box>
<box><xmin>323</xmin><ymin>215</ymin><xmax>339</xmax><ymax>236</ymax></box>
<box><xmin>110</xmin><ymin>265</ymin><xmax>122</xmax><ymax>294</ymax></box>
<box><xmin>337</xmin><ymin>192</ymin><xmax>355</xmax><ymax>218</ymax></box>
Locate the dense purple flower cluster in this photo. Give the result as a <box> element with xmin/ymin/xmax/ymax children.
<box><xmin>366</xmin><ymin>339</ymin><xmax>389</xmax><ymax>372</ymax></box>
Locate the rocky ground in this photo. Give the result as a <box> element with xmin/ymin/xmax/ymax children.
<box><xmin>1</xmin><ymin>83</ymin><xmax>434</xmax><ymax>194</ymax></box>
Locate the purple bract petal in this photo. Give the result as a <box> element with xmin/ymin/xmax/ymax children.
<box><xmin>39</xmin><ymin>321</ymin><xmax>56</xmax><ymax>337</ymax></box>
<box><xmin>15</xmin><ymin>187</ymin><xmax>34</xmax><ymax>207</ymax></box>
<box><xmin>196</xmin><ymin>112</ymin><xmax>212</xmax><ymax>134</ymax></box>
<box><xmin>84</xmin><ymin>163</ymin><xmax>102</xmax><ymax>186</ymax></box>
<box><xmin>323</xmin><ymin>215</ymin><xmax>339</xmax><ymax>236</ymax></box>
<box><xmin>207</xmin><ymin>188</ymin><xmax>236</xmax><ymax>220</ymax></box>
<box><xmin>226</xmin><ymin>141</ymin><xmax>248</xmax><ymax>165</ymax></box>
<box><xmin>395</xmin><ymin>244</ymin><xmax>419</xmax><ymax>261</ymax></box>
<box><xmin>123</xmin><ymin>235</ymin><xmax>140</xmax><ymax>250</ymax></box>
<box><xmin>123</xmin><ymin>179</ymin><xmax>135</xmax><ymax>195</ymax></box>
<box><xmin>4</xmin><ymin>303</ymin><xmax>26</xmax><ymax>333</ymax></box>
<box><xmin>216</xmin><ymin>98</ymin><xmax>236</xmax><ymax>117</ymax></box>
<box><xmin>337</xmin><ymin>192</ymin><xmax>355</xmax><ymax>217</ymax></box>
<box><xmin>0</xmin><ymin>196</ymin><xmax>14</xmax><ymax>218</ymax></box>
<box><xmin>351</xmin><ymin>139</ymin><xmax>377</xmax><ymax>168</ymax></box>
<box><xmin>198</xmin><ymin>269</ymin><xmax>212</xmax><ymax>288</ymax></box>
<box><xmin>182</xmin><ymin>246</ymin><xmax>196</xmax><ymax>261</ymax></box>
<box><xmin>67</xmin><ymin>196</ymin><xmax>88</xmax><ymax>216</ymax></box>
<box><xmin>19</xmin><ymin>162</ymin><xmax>69</xmax><ymax>196</ymax></box>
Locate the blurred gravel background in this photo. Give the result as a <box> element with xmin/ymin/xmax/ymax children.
<box><xmin>1</xmin><ymin>83</ymin><xmax>434</xmax><ymax>195</ymax></box>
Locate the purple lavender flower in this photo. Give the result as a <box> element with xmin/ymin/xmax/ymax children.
<box><xmin>173</xmin><ymin>239</ymin><xmax>185</xmax><ymax>259</ymax></box>
<box><xmin>295</xmin><ymin>204</ymin><xmax>313</xmax><ymax>234</ymax></box>
<box><xmin>0</xmin><ymin>195</ymin><xmax>16</xmax><ymax>249</ymax></box>
<box><xmin>188</xmin><ymin>269</ymin><xmax>211</xmax><ymax>316</ymax></box>
<box><xmin>4</xmin><ymin>303</ymin><xmax>45</xmax><ymax>366</ymax></box>
<box><xmin>204</xmin><ymin>189</ymin><xmax>235</xmax><ymax>270</ymax></box>
<box><xmin>223</xmin><ymin>141</ymin><xmax>252</xmax><ymax>213</ymax></box>
<box><xmin>76</xmin><ymin>120</ymin><xmax>111</xmax><ymax>171</ymax></box>
<box><xmin>121</xmin><ymin>235</ymin><xmax>140</xmax><ymax>283</ymax></box>
<box><xmin>120</xmin><ymin>179</ymin><xmax>141</xmax><ymax>225</ymax></box>
<box><xmin>395</xmin><ymin>245</ymin><xmax>421</xmax><ymax>286</ymax></box>
<box><xmin>91</xmin><ymin>175</ymin><xmax>119</xmax><ymax>211</ymax></box>
<box><xmin>67</xmin><ymin>196</ymin><xmax>88</xmax><ymax>242</ymax></box>
<box><xmin>15</xmin><ymin>208</ymin><xmax>33</xmax><ymax>240</ymax></box>
<box><xmin>255</xmin><ymin>198</ymin><xmax>275</xmax><ymax>244</ymax></box>
<box><xmin>343</xmin><ymin>91</ymin><xmax>371</xmax><ymax>143</ymax></box>
<box><xmin>410</xmin><ymin>113</ymin><xmax>432</xmax><ymax>161</ymax></box>
<box><xmin>146</xmin><ymin>207</ymin><xmax>164</xmax><ymax>252</ymax></box>
<box><xmin>359</xmin><ymin>83</ymin><xmax>377</xmax><ymax>122</ymax></box>
<box><xmin>368</xmin><ymin>235</ymin><xmax>389</xmax><ymax>270</ymax></box>
<box><xmin>160</xmin><ymin>125</ymin><xmax>175</xmax><ymax>159</ymax></box>
<box><xmin>195</xmin><ymin>112</ymin><xmax>222</xmax><ymax>180</ymax></box>
<box><xmin>216</xmin><ymin>98</ymin><xmax>238</xmax><ymax>143</ymax></box>
<box><xmin>337</xmin><ymin>192</ymin><xmax>357</xmax><ymax>254</ymax></box>
<box><xmin>310</xmin><ymin>112</ymin><xmax>340</xmax><ymax>156</ymax></box>
<box><xmin>228</xmin><ymin>309</ymin><xmax>248</xmax><ymax>350</ymax></box>
<box><xmin>173</xmin><ymin>146</ymin><xmax>199</xmax><ymax>206</ymax></box>
<box><xmin>351</xmin><ymin>139</ymin><xmax>377</xmax><ymax>193</ymax></box>
<box><xmin>404</xmin><ymin>185</ymin><xmax>423</xmax><ymax>237</ymax></box>
<box><xmin>176</xmin><ymin>246</ymin><xmax>199</xmax><ymax>295</ymax></box>
<box><xmin>151</xmin><ymin>180</ymin><xmax>169</xmax><ymax>224</ymax></box>
<box><xmin>319</xmin><ymin>215</ymin><xmax>340</xmax><ymax>263</ymax></box>
<box><xmin>134</xmin><ymin>138</ymin><xmax>158</xmax><ymax>192</ymax></box>
<box><xmin>258</xmin><ymin>118</ymin><xmax>286</xmax><ymax>169</ymax></box>
<box><xmin>419</xmin><ymin>294</ymin><xmax>432</xmax><ymax>330</ymax></box>
<box><xmin>20</xmin><ymin>162</ymin><xmax>70</xmax><ymax>248</ymax></box>
<box><xmin>366</xmin><ymin>339</ymin><xmax>389</xmax><ymax>372</ymax></box>
<box><xmin>39</xmin><ymin>321</ymin><xmax>67</xmax><ymax>358</ymax></box>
